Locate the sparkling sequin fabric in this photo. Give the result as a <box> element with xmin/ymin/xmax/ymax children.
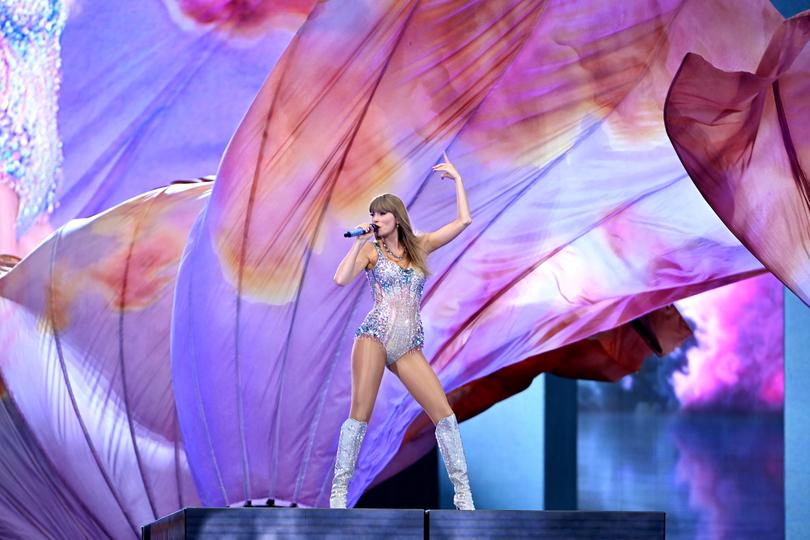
<box><xmin>0</xmin><ymin>0</ymin><xmax>66</xmax><ymax>235</ymax></box>
<box><xmin>329</xmin><ymin>417</ymin><xmax>367</xmax><ymax>508</ymax></box>
<box><xmin>436</xmin><ymin>413</ymin><xmax>475</xmax><ymax>510</ymax></box>
<box><xmin>355</xmin><ymin>241</ymin><xmax>425</xmax><ymax>365</ymax></box>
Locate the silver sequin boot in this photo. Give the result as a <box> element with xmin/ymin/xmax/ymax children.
<box><xmin>329</xmin><ymin>418</ymin><xmax>368</xmax><ymax>508</ymax></box>
<box><xmin>435</xmin><ymin>413</ymin><xmax>475</xmax><ymax>510</ymax></box>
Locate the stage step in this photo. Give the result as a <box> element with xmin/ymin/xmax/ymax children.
<box><xmin>142</xmin><ymin>507</ymin><xmax>665</xmax><ymax>539</ymax></box>
<box><xmin>428</xmin><ymin>509</ymin><xmax>665</xmax><ymax>539</ymax></box>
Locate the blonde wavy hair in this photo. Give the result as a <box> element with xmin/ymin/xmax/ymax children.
<box><xmin>369</xmin><ymin>193</ymin><xmax>430</xmax><ymax>276</ymax></box>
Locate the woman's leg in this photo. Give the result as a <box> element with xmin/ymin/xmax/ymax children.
<box><xmin>390</xmin><ymin>351</ymin><xmax>475</xmax><ymax>510</ymax></box>
<box><xmin>330</xmin><ymin>337</ymin><xmax>387</xmax><ymax>508</ymax></box>
<box><xmin>388</xmin><ymin>351</ymin><xmax>453</xmax><ymax>424</ymax></box>
<box><xmin>0</xmin><ymin>184</ymin><xmax>19</xmax><ymax>255</ymax></box>
<box><xmin>18</xmin><ymin>216</ymin><xmax>53</xmax><ymax>257</ymax></box>
<box><xmin>349</xmin><ymin>337</ymin><xmax>387</xmax><ymax>422</ymax></box>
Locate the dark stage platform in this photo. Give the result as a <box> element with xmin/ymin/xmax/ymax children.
<box><xmin>142</xmin><ymin>507</ymin><xmax>666</xmax><ymax>539</ymax></box>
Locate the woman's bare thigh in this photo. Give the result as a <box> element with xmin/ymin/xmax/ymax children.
<box><xmin>0</xmin><ymin>184</ymin><xmax>19</xmax><ymax>254</ymax></box>
<box><xmin>389</xmin><ymin>350</ymin><xmax>453</xmax><ymax>424</ymax></box>
<box><xmin>349</xmin><ymin>337</ymin><xmax>387</xmax><ymax>422</ymax></box>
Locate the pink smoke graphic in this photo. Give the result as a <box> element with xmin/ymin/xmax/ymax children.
<box><xmin>673</xmin><ymin>273</ymin><xmax>784</xmax><ymax>411</ymax></box>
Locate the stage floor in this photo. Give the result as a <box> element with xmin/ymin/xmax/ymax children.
<box><xmin>142</xmin><ymin>507</ymin><xmax>665</xmax><ymax>539</ymax></box>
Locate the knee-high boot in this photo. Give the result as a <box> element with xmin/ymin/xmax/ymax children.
<box><xmin>329</xmin><ymin>418</ymin><xmax>368</xmax><ymax>508</ymax></box>
<box><xmin>435</xmin><ymin>413</ymin><xmax>475</xmax><ymax>510</ymax></box>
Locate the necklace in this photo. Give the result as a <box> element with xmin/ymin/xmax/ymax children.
<box><xmin>381</xmin><ymin>239</ymin><xmax>404</xmax><ymax>260</ymax></box>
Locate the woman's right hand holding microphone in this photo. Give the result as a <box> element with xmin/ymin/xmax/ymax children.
<box><xmin>354</xmin><ymin>223</ymin><xmax>375</xmax><ymax>244</ymax></box>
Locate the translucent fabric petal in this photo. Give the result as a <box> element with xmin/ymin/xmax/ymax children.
<box><xmin>0</xmin><ymin>183</ymin><xmax>210</xmax><ymax>537</ymax></box>
<box><xmin>54</xmin><ymin>0</ymin><xmax>315</xmax><ymax>227</ymax></box>
<box><xmin>172</xmin><ymin>0</ymin><xmax>551</xmax><ymax>508</ymax></box>
<box><xmin>0</xmin><ymin>392</ymin><xmax>109</xmax><ymax>539</ymax></box>
<box><xmin>665</xmin><ymin>12</ymin><xmax>810</xmax><ymax>305</ymax></box>
<box><xmin>172</xmin><ymin>0</ymin><xmax>779</xmax><ymax>508</ymax></box>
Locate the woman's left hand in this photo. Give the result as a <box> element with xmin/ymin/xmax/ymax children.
<box><xmin>432</xmin><ymin>151</ymin><xmax>461</xmax><ymax>181</ymax></box>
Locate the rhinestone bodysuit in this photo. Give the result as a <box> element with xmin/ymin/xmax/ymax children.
<box><xmin>355</xmin><ymin>241</ymin><xmax>425</xmax><ymax>366</ymax></box>
<box><xmin>0</xmin><ymin>0</ymin><xmax>67</xmax><ymax>236</ymax></box>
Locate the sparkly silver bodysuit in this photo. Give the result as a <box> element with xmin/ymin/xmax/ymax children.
<box><xmin>355</xmin><ymin>241</ymin><xmax>425</xmax><ymax>366</ymax></box>
<box><xmin>0</xmin><ymin>0</ymin><xmax>67</xmax><ymax>235</ymax></box>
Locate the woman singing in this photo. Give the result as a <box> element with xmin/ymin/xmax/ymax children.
<box><xmin>330</xmin><ymin>152</ymin><xmax>475</xmax><ymax>510</ymax></box>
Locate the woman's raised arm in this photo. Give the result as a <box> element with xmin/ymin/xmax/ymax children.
<box><xmin>421</xmin><ymin>152</ymin><xmax>472</xmax><ymax>254</ymax></box>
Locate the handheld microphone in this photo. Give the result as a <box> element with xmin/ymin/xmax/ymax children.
<box><xmin>343</xmin><ymin>224</ymin><xmax>377</xmax><ymax>238</ymax></box>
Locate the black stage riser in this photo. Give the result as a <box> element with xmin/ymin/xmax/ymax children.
<box><xmin>142</xmin><ymin>507</ymin><xmax>665</xmax><ymax>540</ymax></box>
